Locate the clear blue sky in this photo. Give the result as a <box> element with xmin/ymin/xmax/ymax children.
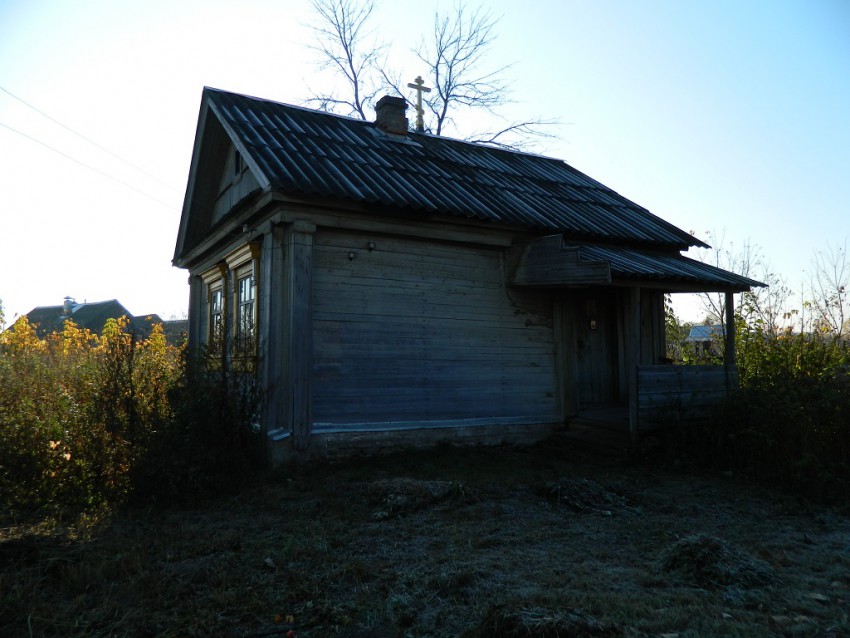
<box><xmin>1</xmin><ymin>0</ymin><xmax>848</xmax><ymax>324</ymax></box>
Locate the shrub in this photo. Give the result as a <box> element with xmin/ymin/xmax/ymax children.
<box><xmin>0</xmin><ymin>317</ymin><xmax>261</xmax><ymax>514</ymax></box>
<box><xmin>675</xmin><ymin>323</ymin><xmax>850</xmax><ymax>502</ymax></box>
<box><xmin>131</xmin><ymin>350</ymin><xmax>263</xmax><ymax>504</ymax></box>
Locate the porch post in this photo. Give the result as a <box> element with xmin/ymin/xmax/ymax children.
<box><xmin>724</xmin><ymin>291</ymin><xmax>737</xmax><ymax>388</ymax></box>
<box><xmin>628</xmin><ymin>286</ymin><xmax>641</xmax><ymax>451</ymax></box>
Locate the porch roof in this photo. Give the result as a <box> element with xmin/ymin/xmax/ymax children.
<box><xmin>578</xmin><ymin>243</ymin><xmax>765</xmax><ymax>292</ymax></box>
<box><xmin>510</xmin><ymin>235</ymin><xmax>765</xmax><ymax>292</ymax></box>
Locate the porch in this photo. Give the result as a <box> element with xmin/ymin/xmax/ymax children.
<box><xmin>559</xmin><ymin>363</ymin><xmax>738</xmax><ymax>454</ymax></box>
<box><xmin>509</xmin><ymin>234</ymin><xmax>760</xmax><ymax>454</ymax></box>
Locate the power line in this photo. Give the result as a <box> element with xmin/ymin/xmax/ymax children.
<box><xmin>0</xmin><ymin>85</ymin><xmax>180</xmax><ymax>192</ymax></box>
<box><xmin>0</xmin><ymin>120</ymin><xmax>176</xmax><ymax>210</ymax></box>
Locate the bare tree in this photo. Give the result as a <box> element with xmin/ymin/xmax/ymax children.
<box><xmin>304</xmin><ymin>0</ymin><xmax>557</xmax><ymax>149</ymax></box>
<box><xmin>305</xmin><ymin>0</ymin><xmax>385</xmax><ymax>119</ymax></box>
<box><xmin>807</xmin><ymin>241</ymin><xmax>849</xmax><ymax>339</ymax></box>
<box><xmin>413</xmin><ymin>4</ymin><xmax>555</xmax><ymax>147</ymax></box>
<box><xmin>694</xmin><ymin>230</ymin><xmax>789</xmax><ymax>336</ymax></box>
<box><xmin>414</xmin><ymin>4</ymin><xmax>508</xmax><ymax>135</ymax></box>
<box><xmin>695</xmin><ymin>231</ymin><xmax>760</xmax><ymax>323</ymax></box>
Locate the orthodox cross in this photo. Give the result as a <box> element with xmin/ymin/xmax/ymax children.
<box><xmin>407</xmin><ymin>76</ymin><xmax>431</xmax><ymax>132</ymax></box>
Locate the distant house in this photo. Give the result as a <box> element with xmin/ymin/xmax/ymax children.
<box><xmin>19</xmin><ymin>297</ymin><xmax>186</xmax><ymax>344</ymax></box>
<box><xmin>685</xmin><ymin>324</ymin><xmax>725</xmax><ymax>357</ymax></box>
<box><xmin>173</xmin><ymin>87</ymin><xmax>763</xmax><ymax>463</ymax></box>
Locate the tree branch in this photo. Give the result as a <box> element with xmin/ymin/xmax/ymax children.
<box><xmin>306</xmin><ymin>0</ymin><xmax>385</xmax><ymax>119</ymax></box>
<box><xmin>305</xmin><ymin>0</ymin><xmax>560</xmax><ymax>150</ymax></box>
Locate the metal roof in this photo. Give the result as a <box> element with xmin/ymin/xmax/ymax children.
<box><xmin>686</xmin><ymin>325</ymin><xmax>724</xmax><ymax>342</ymax></box>
<box><xmin>203</xmin><ymin>88</ymin><xmax>707</xmax><ymax>251</ymax></box>
<box><xmin>575</xmin><ymin>243</ymin><xmax>764</xmax><ymax>291</ymax></box>
<box><xmin>19</xmin><ymin>300</ymin><xmax>167</xmax><ymax>338</ymax></box>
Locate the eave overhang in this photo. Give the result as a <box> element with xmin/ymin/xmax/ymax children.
<box><xmin>508</xmin><ymin>235</ymin><xmax>766</xmax><ymax>293</ymax></box>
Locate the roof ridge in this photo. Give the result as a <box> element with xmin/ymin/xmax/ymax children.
<box><xmin>204</xmin><ymin>86</ymin><xmax>377</xmax><ymax>126</ymax></box>
<box><xmin>205</xmin><ymin>87</ymin><xmax>571</xmax><ymax>163</ymax></box>
<box><xmin>175</xmin><ymin>87</ymin><xmax>708</xmax><ymax>258</ymax></box>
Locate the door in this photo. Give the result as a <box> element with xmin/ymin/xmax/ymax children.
<box><xmin>574</xmin><ymin>290</ymin><xmax>620</xmax><ymax>406</ymax></box>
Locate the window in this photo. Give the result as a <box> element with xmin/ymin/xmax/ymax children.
<box><xmin>225</xmin><ymin>243</ymin><xmax>260</xmax><ymax>361</ymax></box>
<box><xmin>210</xmin><ymin>287</ymin><xmax>224</xmax><ymax>353</ymax></box>
<box><xmin>236</xmin><ymin>273</ymin><xmax>255</xmax><ymax>353</ymax></box>
<box><xmin>201</xmin><ymin>264</ymin><xmax>228</xmax><ymax>358</ymax></box>
<box><xmin>199</xmin><ymin>244</ymin><xmax>259</xmax><ymax>363</ymax></box>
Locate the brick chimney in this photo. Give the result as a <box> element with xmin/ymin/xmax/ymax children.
<box><xmin>374</xmin><ymin>96</ymin><xmax>409</xmax><ymax>135</ymax></box>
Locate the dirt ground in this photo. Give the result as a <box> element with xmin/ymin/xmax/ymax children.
<box><xmin>1</xmin><ymin>441</ymin><xmax>848</xmax><ymax>637</ymax></box>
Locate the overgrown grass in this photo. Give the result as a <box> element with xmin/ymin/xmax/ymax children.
<box><xmin>1</xmin><ymin>444</ymin><xmax>848</xmax><ymax>637</ymax></box>
<box><xmin>0</xmin><ymin>317</ymin><xmax>261</xmax><ymax>516</ymax></box>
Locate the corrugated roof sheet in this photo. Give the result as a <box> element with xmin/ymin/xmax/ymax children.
<box><xmin>205</xmin><ymin>88</ymin><xmax>706</xmax><ymax>251</ymax></box>
<box><xmin>575</xmin><ymin>244</ymin><xmax>764</xmax><ymax>290</ymax></box>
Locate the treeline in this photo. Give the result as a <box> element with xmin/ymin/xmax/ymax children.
<box><xmin>0</xmin><ymin>317</ymin><xmax>261</xmax><ymax>514</ymax></box>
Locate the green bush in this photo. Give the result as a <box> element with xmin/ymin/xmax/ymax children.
<box><xmin>679</xmin><ymin>325</ymin><xmax>850</xmax><ymax>502</ymax></box>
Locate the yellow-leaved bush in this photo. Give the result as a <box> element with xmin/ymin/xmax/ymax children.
<box><xmin>0</xmin><ymin>316</ymin><xmax>183</xmax><ymax>511</ymax></box>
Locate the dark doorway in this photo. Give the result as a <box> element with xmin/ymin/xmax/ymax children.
<box><xmin>574</xmin><ymin>290</ymin><xmax>620</xmax><ymax>407</ymax></box>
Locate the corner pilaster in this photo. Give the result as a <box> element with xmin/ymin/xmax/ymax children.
<box><xmin>285</xmin><ymin>221</ymin><xmax>316</xmax><ymax>451</ymax></box>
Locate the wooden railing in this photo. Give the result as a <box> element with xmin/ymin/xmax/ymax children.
<box><xmin>636</xmin><ymin>364</ymin><xmax>737</xmax><ymax>429</ymax></box>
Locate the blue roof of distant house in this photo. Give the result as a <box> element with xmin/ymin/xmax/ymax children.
<box><xmin>686</xmin><ymin>325</ymin><xmax>725</xmax><ymax>342</ymax></box>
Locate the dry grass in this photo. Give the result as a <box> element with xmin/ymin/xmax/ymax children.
<box><xmin>1</xmin><ymin>441</ymin><xmax>849</xmax><ymax>637</ymax></box>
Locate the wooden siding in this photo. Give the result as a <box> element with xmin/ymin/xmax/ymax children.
<box><xmin>311</xmin><ymin>231</ymin><xmax>558</xmax><ymax>428</ymax></box>
<box><xmin>637</xmin><ymin>364</ymin><xmax>734</xmax><ymax>427</ymax></box>
<box><xmin>510</xmin><ymin>235</ymin><xmax>610</xmax><ymax>287</ymax></box>
<box><xmin>212</xmin><ymin>145</ymin><xmax>260</xmax><ymax>224</ymax></box>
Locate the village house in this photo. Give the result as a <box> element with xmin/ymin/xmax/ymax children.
<box><xmin>173</xmin><ymin>87</ymin><xmax>762</xmax><ymax>463</ymax></box>
<box><xmin>685</xmin><ymin>324</ymin><xmax>725</xmax><ymax>359</ymax></box>
<box><xmin>18</xmin><ymin>296</ymin><xmax>187</xmax><ymax>343</ymax></box>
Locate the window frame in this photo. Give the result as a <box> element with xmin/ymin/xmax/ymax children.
<box><xmin>200</xmin><ymin>264</ymin><xmax>228</xmax><ymax>358</ymax></box>
<box><xmin>225</xmin><ymin>243</ymin><xmax>261</xmax><ymax>361</ymax></box>
<box><xmin>234</xmin><ymin>267</ymin><xmax>255</xmax><ymax>354</ymax></box>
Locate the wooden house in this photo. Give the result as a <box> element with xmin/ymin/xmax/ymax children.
<box><xmin>173</xmin><ymin>88</ymin><xmax>763</xmax><ymax>462</ymax></box>
<box><xmin>685</xmin><ymin>324</ymin><xmax>725</xmax><ymax>358</ymax></box>
<box><xmin>18</xmin><ymin>297</ymin><xmax>186</xmax><ymax>343</ymax></box>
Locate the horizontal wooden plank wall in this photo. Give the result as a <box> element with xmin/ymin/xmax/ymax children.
<box><xmin>311</xmin><ymin>230</ymin><xmax>558</xmax><ymax>429</ymax></box>
<box><xmin>510</xmin><ymin>236</ymin><xmax>610</xmax><ymax>286</ymax></box>
<box><xmin>212</xmin><ymin>145</ymin><xmax>260</xmax><ymax>224</ymax></box>
<box><xmin>637</xmin><ymin>364</ymin><xmax>733</xmax><ymax>427</ymax></box>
